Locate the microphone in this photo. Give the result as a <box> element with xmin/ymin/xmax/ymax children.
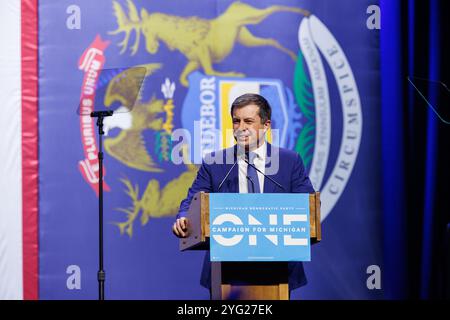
<box><xmin>243</xmin><ymin>157</ymin><xmax>285</xmax><ymax>191</ymax></box>
<box><xmin>218</xmin><ymin>159</ymin><xmax>238</xmax><ymax>190</ymax></box>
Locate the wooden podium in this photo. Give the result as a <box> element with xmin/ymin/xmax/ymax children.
<box><xmin>180</xmin><ymin>191</ymin><xmax>321</xmax><ymax>300</ymax></box>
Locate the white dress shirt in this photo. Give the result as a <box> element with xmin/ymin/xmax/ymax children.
<box><xmin>238</xmin><ymin>142</ymin><xmax>266</xmax><ymax>193</ymax></box>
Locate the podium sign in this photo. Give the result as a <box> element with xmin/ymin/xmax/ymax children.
<box><xmin>209</xmin><ymin>193</ymin><xmax>311</xmax><ymax>262</ymax></box>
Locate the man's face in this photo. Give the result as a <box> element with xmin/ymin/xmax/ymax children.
<box><xmin>232</xmin><ymin>104</ymin><xmax>270</xmax><ymax>150</ymax></box>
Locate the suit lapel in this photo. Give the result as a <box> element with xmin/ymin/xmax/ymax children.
<box><xmin>223</xmin><ymin>145</ymin><xmax>239</xmax><ymax>193</ymax></box>
<box><xmin>227</xmin><ymin>161</ymin><xmax>239</xmax><ymax>193</ymax></box>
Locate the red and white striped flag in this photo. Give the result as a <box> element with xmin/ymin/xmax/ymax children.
<box><xmin>0</xmin><ymin>0</ymin><xmax>38</xmax><ymax>300</ymax></box>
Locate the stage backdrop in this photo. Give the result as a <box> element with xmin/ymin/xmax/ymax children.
<box><xmin>36</xmin><ymin>0</ymin><xmax>382</xmax><ymax>299</ymax></box>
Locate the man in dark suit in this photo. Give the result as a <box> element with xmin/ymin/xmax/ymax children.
<box><xmin>173</xmin><ymin>93</ymin><xmax>315</xmax><ymax>294</ymax></box>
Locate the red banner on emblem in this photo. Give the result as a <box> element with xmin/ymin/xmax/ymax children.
<box><xmin>78</xmin><ymin>35</ymin><xmax>111</xmax><ymax>196</ymax></box>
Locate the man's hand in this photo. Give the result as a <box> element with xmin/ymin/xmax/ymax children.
<box><xmin>172</xmin><ymin>217</ymin><xmax>188</xmax><ymax>238</ymax></box>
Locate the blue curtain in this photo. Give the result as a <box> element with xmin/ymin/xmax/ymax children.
<box><xmin>380</xmin><ymin>0</ymin><xmax>450</xmax><ymax>299</ymax></box>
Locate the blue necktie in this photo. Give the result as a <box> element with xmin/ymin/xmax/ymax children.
<box><xmin>246</xmin><ymin>152</ymin><xmax>260</xmax><ymax>193</ymax></box>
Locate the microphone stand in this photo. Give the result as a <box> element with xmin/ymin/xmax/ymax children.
<box><xmin>218</xmin><ymin>159</ymin><xmax>238</xmax><ymax>190</ymax></box>
<box><xmin>243</xmin><ymin>158</ymin><xmax>285</xmax><ymax>191</ymax></box>
<box><xmin>91</xmin><ymin>110</ymin><xmax>113</xmax><ymax>300</ymax></box>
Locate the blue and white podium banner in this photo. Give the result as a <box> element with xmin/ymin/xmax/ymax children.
<box><xmin>210</xmin><ymin>193</ymin><xmax>311</xmax><ymax>262</ymax></box>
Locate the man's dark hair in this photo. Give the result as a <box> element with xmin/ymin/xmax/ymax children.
<box><xmin>230</xmin><ymin>93</ymin><xmax>271</xmax><ymax>124</ymax></box>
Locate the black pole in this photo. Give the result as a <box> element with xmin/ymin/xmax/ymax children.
<box><xmin>91</xmin><ymin>110</ymin><xmax>113</xmax><ymax>300</ymax></box>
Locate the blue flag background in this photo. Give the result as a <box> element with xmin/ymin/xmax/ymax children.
<box><xmin>38</xmin><ymin>0</ymin><xmax>382</xmax><ymax>299</ymax></box>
